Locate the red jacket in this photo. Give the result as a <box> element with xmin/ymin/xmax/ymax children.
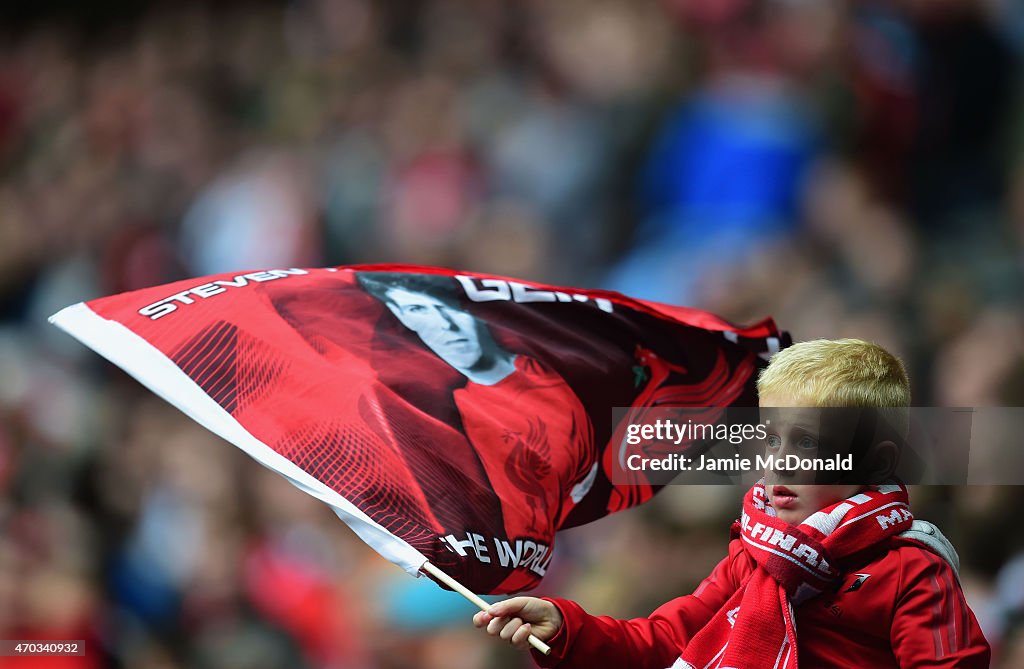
<box><xmin>534</xmin><ymin>537</ymin><xmax>990</xmax><ymax>668</ymax></box>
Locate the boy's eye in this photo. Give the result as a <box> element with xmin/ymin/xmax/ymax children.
<box><xmin>797</xmin><ymin>436</ymin><xmax>817</xmax><ymax>450</ymax></box>
<box><xmin>766</xmin><ymin>435</ymin><xmax>781</xmax><ymax>450</ymax></box>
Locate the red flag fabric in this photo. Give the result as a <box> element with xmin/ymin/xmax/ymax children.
<box><xmin>50</xmin><ymin>264</ymin><xmax>786</xmax><ymax>594</ymax></box>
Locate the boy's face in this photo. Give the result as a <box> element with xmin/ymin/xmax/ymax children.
<box><xmin>759</xmin><ymin>392</ymin><xmax>863</xmax><ymax>524</ymax></box>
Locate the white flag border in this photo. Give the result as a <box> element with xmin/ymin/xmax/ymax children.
<box><xmin>49</xmin><ymin>302</ymin><xmax>429</xmax><ymax>577</ymax></box>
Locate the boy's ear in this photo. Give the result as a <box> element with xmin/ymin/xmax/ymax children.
<box><xmin>859</xmin><ymin>440</ymin><xmax>900</xmax><ymax>483</ymax></box>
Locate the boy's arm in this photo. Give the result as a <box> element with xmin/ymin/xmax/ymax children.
<box><xmin>890</xmin><ymin>545</ymin><xmax>991</xmax><ymax>668</ymax></box>
<box><xmin>529</xmin><ymin>543</ymin><xmax>743</xmax><ymax>669</ymax></box>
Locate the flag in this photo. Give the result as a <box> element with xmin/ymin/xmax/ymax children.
<box><xmin>50</xmin><ymin>264</ymin><xmax>785</xmax><ymax>594</ymax></box>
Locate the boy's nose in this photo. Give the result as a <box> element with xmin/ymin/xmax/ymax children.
<box><xmin>773</xmin><ymin>466</ymin><xmax>797</xmax><ymax>479</ymax></box>
<box><xmin>769</xmin><ymin>455</ymin><xmax>796</xmax><ymax>477</ymax></box>
<box><xmin>773</xmin><ymin>445</ymin><xmax>816</xmax><ymax>482</ymax></box>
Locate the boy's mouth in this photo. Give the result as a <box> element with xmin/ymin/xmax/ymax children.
<box><xmin>771</xmin><ymin>485</ymin><xmax>798</xmax><ymax>509</ymax></box>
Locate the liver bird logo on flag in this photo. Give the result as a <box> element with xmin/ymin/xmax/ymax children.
<box><xmin>50</xmin><ymin>264</ymin><xmax>785</xmax><ymax>651</ymax></box>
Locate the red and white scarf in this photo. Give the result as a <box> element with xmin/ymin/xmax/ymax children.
<box><xmin>675</xmin><ymin>480</ymin><xmax>912</xmax><ymax>669</ymax></box>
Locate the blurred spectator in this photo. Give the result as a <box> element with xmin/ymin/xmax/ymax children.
<box><xmin>0</xmin><ymin>1</ymin><xmax>1021</xmax><ymax>667</ymax></box>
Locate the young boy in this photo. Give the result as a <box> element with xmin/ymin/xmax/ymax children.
<box><xmin>473</xmin><ymin>339</ymin><xmax>990</xmax><ymax>668</ymax></box>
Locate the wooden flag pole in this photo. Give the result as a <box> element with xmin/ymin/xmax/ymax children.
<box><xmin>420</xmin><ymin>561</ymin><xmax>552</xmax><ymax>655</ymax></box>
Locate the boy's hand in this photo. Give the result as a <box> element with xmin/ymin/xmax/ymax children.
<box><xmin>472</xmin><ymin>597</ymin><xmax>563</xmax><ymax>650</ymax></box>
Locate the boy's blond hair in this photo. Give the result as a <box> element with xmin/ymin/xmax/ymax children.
<box><xmin>758</xmin><ymin>338</ymin><xmax>910</xmax><ymax>436</ymax></box>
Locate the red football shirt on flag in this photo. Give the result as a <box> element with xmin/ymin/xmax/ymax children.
<box><xmin>50</xmin><ymin>265</ymin><xmax>786</xmax><ymax>593</ymax></box>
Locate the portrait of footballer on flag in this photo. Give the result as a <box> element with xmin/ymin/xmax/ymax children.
<box><xmin>353</xmin><ymin>271</ymin><xmax>600</xmax><ymax>544</ymax></box>
<box><xmin>259</xmin><ymin>267</ymin><xmax>778</xmax><ymax>593</ymax></box>
<box><xmin>267</xmin><ymin>269</ymin><xmax>604</xmax><ymax>594</ymax></box>
<box><xmin>4</xmin><ymin>1</ymin><xmax>1024</xmax><ymax>669</ymax></box>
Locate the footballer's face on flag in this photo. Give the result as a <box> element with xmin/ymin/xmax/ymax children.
<box><xmin>384</xmin><ymin>287</ymin><xmax>485</xmax><ymax>370</ymax></box>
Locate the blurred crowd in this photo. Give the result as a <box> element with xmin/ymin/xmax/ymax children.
<box><xmin>1</xmin><ymin>0</ymin><xmax>1024</xmax><ymax>667</ymax></box>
